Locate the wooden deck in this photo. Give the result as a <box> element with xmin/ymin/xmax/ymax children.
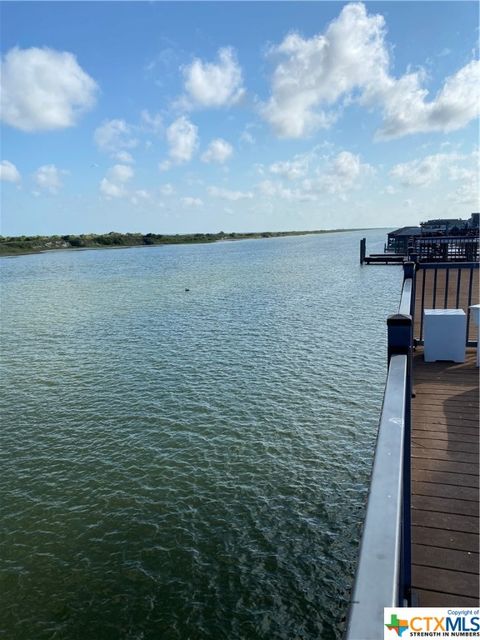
<box><xmin>411</xmin><ymin>347</ymin><xmax>479</xmax><ymax>605</ymax></box>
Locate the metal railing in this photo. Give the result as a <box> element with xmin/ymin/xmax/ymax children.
<box><xmin>345</xmin><ymin>264</ymin><xmax>414</xmax><ymax>639</ymax></box>
<box><xmin>415</xmin><ymin>262</ymin><xmax>479</xmax><ymax>347</ymax></box>
<box><xmin>409</xmin><ymin>236</ymin><xmax>479</xmax><ymax>263</ymax></box>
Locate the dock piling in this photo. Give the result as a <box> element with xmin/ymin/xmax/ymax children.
<box><xmin>360</xmin><ymin>237</ymin><xmax>366</xmax><ymax>265</ymax></box>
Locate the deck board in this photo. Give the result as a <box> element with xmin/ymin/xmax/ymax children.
<box><xmin>411</xmin><ymin>347</ymin><xmax>479</xmax><ymax>605</ymax></box>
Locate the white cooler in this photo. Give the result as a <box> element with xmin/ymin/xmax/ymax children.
<box><xmin>424</xmin><ymin>309</ymin><xmax>466</xmax><ymax>363</ymax></box>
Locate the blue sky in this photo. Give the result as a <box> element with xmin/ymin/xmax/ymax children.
<box><xmin>1</xmin><ymin>1</ymin><xmax>479</xmax><ymax>236</ymax></box>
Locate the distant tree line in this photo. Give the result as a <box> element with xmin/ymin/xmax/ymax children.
<box><xmin>0</xmin><ymin>229</ymin><xmax>352</xmax><ymax>256</ymax></box>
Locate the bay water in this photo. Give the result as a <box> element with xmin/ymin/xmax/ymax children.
<box><xmin>0</xmin><ymin>230</ymin><xmax>400</xmax><ymax>639</ymax></box>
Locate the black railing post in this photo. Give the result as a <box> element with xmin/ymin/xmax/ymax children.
<box><xmin>360</xmin><ymin>237</ymin><xmax>366</xmax><ymax>265</ymax></box>
<box><xmin>387</xmin><ymin>313</ymin><xmax>413</xmax><ymax>606</ymax></box>
<box><xmin>403</xmin><ymin>262</ymin><xmax>416</xmax><ymax>318</ymax></box>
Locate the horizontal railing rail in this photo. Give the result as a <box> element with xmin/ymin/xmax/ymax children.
<box><xmin>409</xmin><ymin>236</ymin><xmax>479</xmax><ymax>263</ymax></box>
<box><xmin>346</xmin><ymin>264</ymin><xmax>414</xmax><ymax>639</ymax></box>
<box><xmin>345</xmin><ymin>355</ymin><xmax>408</xmax><ymax>639</ymax></box>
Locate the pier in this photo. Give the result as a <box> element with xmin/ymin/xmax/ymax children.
<box><xmin>346</xmin><ymin>258</ymin><xmax>479</xmax><ymax>638</ymax></box>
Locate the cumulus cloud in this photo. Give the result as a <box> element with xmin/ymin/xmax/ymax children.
<box><xmin>33</xmin><ymin>164</ymin><xmax>65</xmax><ymax>194</ymax></box>
<box><xmin>390</xmin><ymin>153</ymin><xmax>454</xmax><ymax>187</ymax></box>
<box><xmin>207</xmin><ymin>186</ymin><xmax>253</xmax><ymax>201</ymax></box>
<box><xmin>94</xmin><ymin>119</ymin><xmax>138</xmax><ymax>154</ymax></box>
<box><xmin>320</xmin><ymin>151</ymin><xmax>373</xmax><ymax>195</ymax></box>
<box><xmin>269</xmin><ymin>156</ymin><xmax>309</xmax><ymax>180</ymax></box>
<box><xmin>100</xmin><ymin>179</ymin><xmax>126</xmax><ymax>199</ymax></box>
<box><xmin>182</xmin><ymin>196</ymin><xmax>203</xmax><ymax>207</ymax></box>
<box><xmin>257</xmin><ymin>180</ymin><xmax>317</xmax><ymax>202</ymax></box>
<box><xmin>100</xmin><ymin>178</ymin><xmax>126</xmax><ymax>198</ymax></box>
<box><xmin>261</xmin><ymin>3</ymin><xmax>386</xmax><ymax>137</ymax></box>
<box><xmin>240</xmin><ymin>130</ymin><xmax>255</xmax><ymax>145</ymax></box>
<box><xmin>0</xmin><ymin>160</ymin><xmax>21</xmax><ymax>183</ymax></box>
<box><xmin>1</xmin><ymin>46</ymin><xmax>97</xmax><ymax>131</ymax></box>
<box><xmin>114</xmin><ymin>151</ymin><xmax>134</xmax><ymax>164</ymax></box>
<box><xmin>100</xmin><ymin>163</ymin><xmax>134</xmax><ymax>199</ymax></box>
<box><xmin>182</xmin><ymin>47</ymin><xmax>245</xmax><ymax>108</ymax></box>
<box><xmin>201</xmin><ymin>139</ymin><xmax>233</xmax><ymax>164</ymax></box>
<box><xmin>130</xmin><ymin>189</ymin><xmax>151</xmax><ymax>205</ymax></box>
<box><xmin>261</xmin><ymin>2</ymin><xmax>479</xmax><ymax>139</ymax></box>
<box><xmin>140</xmin><ymin>109</ymin><xmax>163</xmax><ymax>134</ymax></box>
<box><xmin>106</xmin><ymin>164</ymin><xmax>134</xmax><ymax>183</ymax></box>
<box><xmin>165</xmin><ymin>116</ymin><xmax>198</xmax><ymax>165</ymax></box>
<box><xmin>374</xmin><ymin>61</ymin><xmax>480</xmax><ymax>140</ymax></box>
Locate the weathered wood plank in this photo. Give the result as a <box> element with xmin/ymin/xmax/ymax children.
<box><xmin>412</xmin><ymin>543</ymin><xmax>479</xmax><ymax>574</ymax></box>
<box><xmin>412</xmin><ymin>509</ymin><xmax>479</xmax><ymax>534</ymax></box>
<box><xmin>412</xmin><ymin>437</ymin><xmax>479</xmax><ymax>453</ymax></box>
<box><xmin>413</xmin><ymin>468</ymin><xmax>479</xmax><ymax>489</ymax></box>
<box><xmin>412</xmin><ymin>565</ymin><xmax>479</xmax><ymax>598</ymax></box>
<box><xmin>412</xmin><ymin>494</ymin><xmax>479</xmax><ymax>517</ymax></box>
<box><xmin>413</xmin><ymin>481</ymin><xmax>479</xmax><ymax>502</ymax></box>
<box><xmin>412</xmin><ymin>458</ymin><xmax>479</xmax><ymax>476</ymax></box>
<box><xmin>412</xmin><ymin>429</ymin><xmax>479</xmax><ymax>443</ymax></box>
<box><xmin>412</xmin><ymin>448</ymin><xmax>479</xmax><ymax>464</ymax></box>
<box><xmin>414</xmin><ymin>589</ymin><xmax>480</xmax><ymax>606</ymax></box>
<box><xmin>412</xmin><ymin>525</ymin><xmax>479</xmax><ymax>552</ymax></box>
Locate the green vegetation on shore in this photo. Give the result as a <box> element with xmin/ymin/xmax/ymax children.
<box><xmin>0</xmin><ymin>229</ymin><xmax>358</xmax><ymax>256</ymax></box>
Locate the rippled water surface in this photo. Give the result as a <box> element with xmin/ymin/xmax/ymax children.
<box><xmin>1</xmin><ymin>230</ymin><xmax>400</xmax><ymax>639</ymax></box>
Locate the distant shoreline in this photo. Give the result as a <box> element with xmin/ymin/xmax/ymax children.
<box><xmin>0</xmin><ymin>228</ymin><xmax>375</xmax><ymax>257</ymax></box>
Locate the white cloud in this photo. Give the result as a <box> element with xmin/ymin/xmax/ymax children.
<box><xmin>390</xmin><ymin>151</ymin><xmax>479</xmax><ymax>207</ymax></box>
<box><xmin>140</xmin><ymin>109</ymin><xmax>163</xmax><ymax>134</ymax></box>
<box><xmin>182</xmin><ymin>47</ymin><xmax>245</xmax><ymax>108</ymax></box>
<box><xmin>106</xmin><ymin>164</ymin><xmax>134</xmax><ymax>183</ymax></box>
<box><xmin>94</xmin><ymin>119</ymin><xmax>138</xmax><ymax>154</ymax></box>
<box><xmin>114</xmin><ymin>151</ymin><xmax>134</xmax><ymax>164</ymax></box>
<box><xmin>33</xmin><ymin>164</ymin><xmax>65</xmax><ymax>194</ymax></box>
<box><xmin>201</xmin><ymin>139</ymin><xmax>233</xmax><ymax>164</ymax></box>
<box><xmin>257</xmin><ymin>179</ymin><xmax>317</xmax><ymax>202</ymax></box>
<box><xmin>269</xmin><ymin>156</ymin><xmax>309</xmax><ymax>180</ymax></box>
<box><xmin>240</xmin><ymin>130</ymin><xmax>255</xmax><ymax>145</ymax></box>
<box><xmin>261</xmin><ymin>3</ymin><xmax>387</xmax><ymax>137</ymax></box>
<box><xmin>374</xmin><ymin>60</ymin><xmax>480</xmax><ymax>139</ymax></box>
<box><xmin>1</xmin><ymin>46</ymin><xmax>97</xmax><ymax>132</ymax></box>
<box><xmin>0</xmin><ymin>160</ymin><xmax>21</xmax><ymax>183</ymax></box>
<box><xmin>100</xmin><ymin>164</ymin><xmax>134</xmax><ymax>199</ymax></box>
<box><xmin>261</xmin><ymin>2</ymin><xmax>479</xmax><ymax>139</ymax></box>
<box><xmin>182</xmin><ymin>196</ymin><xmax>203</xmax><ymax>207</ymax></box>
<box><xmin>390</xmin><ymin>153</ymin><xmax>453</xmax><ymax>187</ymax></box>
<box><xmin>208</xmin><ymin>186</ymin><xmax>253</xmax><ymax>201</ymax></box>
<box><xmin>159</xmin><ymin>160</ymin><xmax>171</xmax><ymax>172</ymax></box>
<box><xmin>320</xmin><ymin>151</ymin><xmax>373</xmax><ymax>195</ymax></box>
<box><xmin>130</xmin><ymin>189</ymin><xmax>151</xmax><ymax>205</ymax></box>
<box><xmin>165</xmin><ymin>116</ymin><xmax>198</xmax><ymax>164</ymax></box>
<box><xmin>100</xmin><ymin>179</ymin><xmax>126</xmax><ymax>199</ymax></box>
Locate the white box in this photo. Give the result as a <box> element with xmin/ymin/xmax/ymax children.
<box><xmin>424</xmin><ymin>309</ymin><xmax>466</xmax><ymax>363</ymax></box>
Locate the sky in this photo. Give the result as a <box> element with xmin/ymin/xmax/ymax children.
<box><xmin>0</xmin><ymin>1</ymin><xmax>479</xmax><ymax>236</ymax></box>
